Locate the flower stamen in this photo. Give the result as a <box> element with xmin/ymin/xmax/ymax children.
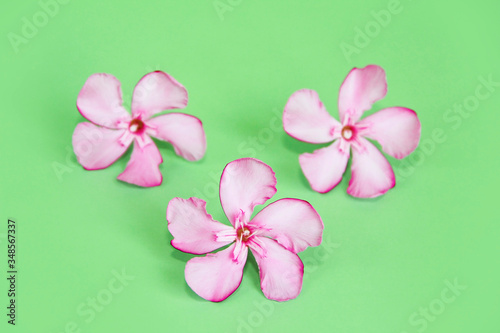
<box><xmin>341</xmin><ymin>125</ymin><xmax>354</xmax><ymax>140</ymax></box>
<box><xmin>129</xmin><ymin>118</ymin><xmax>145</xmax><ymax>133</ymax></box>
<box><xmin>236</xmin><ymin>227</ymin><xmax>252</xmax><ymax>243</ymax></box>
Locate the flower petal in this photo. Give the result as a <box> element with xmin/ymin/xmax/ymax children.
<box><xmin>131</xmin><ymin>71</ymin><xmax>188</xmax><ymax>119</ymax></box>
<box><xmin>347</xmin><ymin>138</ymin><xmax>395</xmax><ymax>198</ymax></box>
<box><xmin>72</xmin><ymin>122</ymin><xmax>128</xmax><ymax>170</ymax></box>
<box><xmin>299</xmin><ymin>140</ymin><xmax>350</xmax><ymax>194</ymax></box>
<box><xmin>117</xmin><ymin>141</ymin><xmax>163</xmax><ymax>187</ymax></box>
<box><xmin>147</xmin><ymin>113</ymin><xmax>206</xmax><ymax>161</ymax></box>
<box><xmin>338</xmin><ymin>65</ymin><xmax>387</xmax><ymax>123</ymax></box>
<box><xmin>283</xmin><ymin>89</ymin><xmax>341</xmax><ymax>143</ymax></box>
<box><xmin>185</xmin><ymin>244</ymin><xmax>247</xmax><ymax>302</ymax></box>
<box><xmin>251</xmin><ymin>199</ymin><xmax>323</xmax><ymax>253</ymax></box>
<box><xmin>76</xmin><ymin>73</ymin><xmax>131</xmax><ymax>129</ymax></box>
<box><xmin>357</xmin><ymin>107</ymin><xmax>421</xmax><ymax>159</ymax></box>
<box><xmin>252</xmin><ymin>237</ymin><xmax>304</xmax><ymax>301</ymax></box>
<box><xmin>167</xmin><ymin>197</ymin><xmax>233</xmax><ymax>255</ymax></box>
<box><xmin>219</xmin><ymin>158</ymin><xmax>277</xmax><ymax>227</ymax></box>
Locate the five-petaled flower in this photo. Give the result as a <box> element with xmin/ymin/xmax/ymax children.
<box><xmin>72</xmin><ymin>71</ymin><xmax>206</xmax><ymax>187</ymax></box>
<box><xmin>167</xmin><ymin>158</ymin><xmax>324</xmax><ymax>302</ymax></box>
<box><xmin>283</xmin><ymin>65</ymin><xmax>421</xmax><ymax>198</ymax></box>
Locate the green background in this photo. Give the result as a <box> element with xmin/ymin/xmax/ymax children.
<box><xmin>1</xmin><ymin>0</ymin><xmax>499</xmax><ymax>332</ymax></box>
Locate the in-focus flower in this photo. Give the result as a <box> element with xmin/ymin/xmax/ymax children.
<box><xmin>283</xmin><ymin>65</ymin><xmax>421</xmax><ymax>198</ymax></box>
<box><xmin>167</xmin><ymin>158</ymin><xmax>324</xmax><ymax>302</ymax></box>
<box><xmin>72</xmin><ymin>71</ymin><xmax>206</xmax><ymax>187</ymax></box>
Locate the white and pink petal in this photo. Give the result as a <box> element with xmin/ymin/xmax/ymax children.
<box><xmin>251</xmin><ymin>237</ymin><xmax>304</xmax><ymax>301</ymax></box>
<box><xmin>357</xmin><ymin>107</ymin><xmax>421</xmax><ymax>159</ymax></box>
<box><xmin>219</xmin><ymin>158</ymin><xmax>277</xmax><ymax>227</ymax></box>
<box><xmin>283</xmin><ymin>89</ymin><xmax>341</xmax><ymax>144</ymax></box>
<box><xmin>251</xmin><ymin>199</ymin><xmax>323</xmax><ymax>253</ymax></box>
<box><xmin>347</xmin><ymin>137</ymin><xmax>395</xmax><ymax>198</ymax></box>
<box><xmin>299</xmin><ymin>140</ymin><xmax>350</xmax><ymax>194</ymax></box>
<box><xmin>117</xmin><ymin>141</ymin><xmax>163</xmax><ymax>187</ymax></box>
<box><xmin>185</xmin><ymin>244</ymin><xmax>247</xmax><ymax>302</ymax></box>
<box><xmin>131</xmin><ymin>71</ymin><xmax>188</xmax><ymax>119</ymax></box>
<box><xmin>338</xmin><ymin>65</ymin><xmax>387</xmax><ymax>123</ymax></box>
<box><xmin>72</xmin><ymin>122</ymin><xmax>129</xmax><ymax>170</ymax></box>
<box><xmin>147</xmin><ymin>113</ymin><xmax>206</xmax><ymax>161</ymax></box>
<box><xmin>76</xmin><ymin>73</ymin><xmax>131</xmax><ymax>129</ymax></box>
<box><xmin>167</xmin><ymin>197</ymin><xmax>234</xmax><ymax>255</ymax></box>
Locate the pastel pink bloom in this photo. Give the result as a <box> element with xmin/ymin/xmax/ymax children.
<box><xmin>283</xmin><ymin>65</ymin><xmax>421</xmax><ymax>198</ymax></box>
<box><xmin>72</xmin><ymin>71</ymin><xmax>206</xmax><ymax>187</ymax></box>
<box><xmin>167</xmin><ymin>158</ymin><xmax>324</xmax><ymax>302</ymax></box>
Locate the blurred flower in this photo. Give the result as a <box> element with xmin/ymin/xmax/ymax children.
<box><xmin>72</xmin><ymin>71</ymin><xmax>206</xmax><ymax>187</ymax></box>
<box><xmin>284</xmin><ymin>65</ymin><xmax>421</xmax><ymax>198</ymax></box>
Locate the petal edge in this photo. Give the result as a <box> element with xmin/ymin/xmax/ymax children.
<box><xmin>283</xmin><ymin>89</ymin><xmax>341</xmax><ymax>144</ymax></box>
<box><xmin>347</xmin><ymin>138</ymin><xmax>395</xmax><ymax>198</ymax></box>
<box><xmin>219</xmin><ymin>158</ymin><xmax>277</xmax><ymax>226</ymax></box>
<box><xmin>358</xmin><ymin>107</ymin><xmax>421</xmax><ymax>159</ymax></box>
<box><xmin>299</xmin><ymin>140</ymin><xmax>350</xmax><ymax>194</ymax></box>
<box><xmin>147</xmin><ymin>113</ymin><xmax>206</xmax><ymax>161</ymax></box>
<box><xmin>131</xmin><ymin>71</ymin><xmax>188</xmax><ymax>119</ymax></box>
<box><xmin>185</xmin><ymin>244</ymin><xmax>247</xmax><ymax>302</ymax></box>
<box><xmin>252</xmin><ymin>237</ymin><xmax>304</xmax><ymax>301</ymax></box>
<box><xmin>117</xmin><ymin>141</ymin><xmax>163</xmax><ymax>187</ymax></box>
<box><xmin>72</xmin><ymin>122</ymin><xmax>129</xmax><ymax>170</ymax></box>
<box><xmin>167</xmin><ymin>197</ymin><xmax>233</xmax><ymax>255</ymax></box>
<box><xmin>76</xmin><ymin>73</ymin><xmax>131</xmax><ymax>129</ymax></box>
<box><xmin>338</xmin><ymin>65</ymin><xmax>387</xmax><ymax>123</ymax></box>
<box><xmin>251</xmin><ymin>198</ymin><xmax>323</xmax><ymax>253</ymax></box>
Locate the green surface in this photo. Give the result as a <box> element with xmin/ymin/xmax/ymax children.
<box><xmin>1</xmin><ymin>0</ymin><xmax>499</xmax><ymax>332</ymax></box>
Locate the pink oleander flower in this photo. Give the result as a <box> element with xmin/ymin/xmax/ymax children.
<box><xmin>283</xmin><ymin>65</ymin><xmax>421</xmax><ymax>198</ymax></box>
<box><xmin>72</xmin><ymin>71</ymin><xmax>206</xmax><ymax>187</ymax></box>
<box><xmin>167</xmin><ymin>158</ymin><xmax>324</xmax><ymax>302</ymax></box>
